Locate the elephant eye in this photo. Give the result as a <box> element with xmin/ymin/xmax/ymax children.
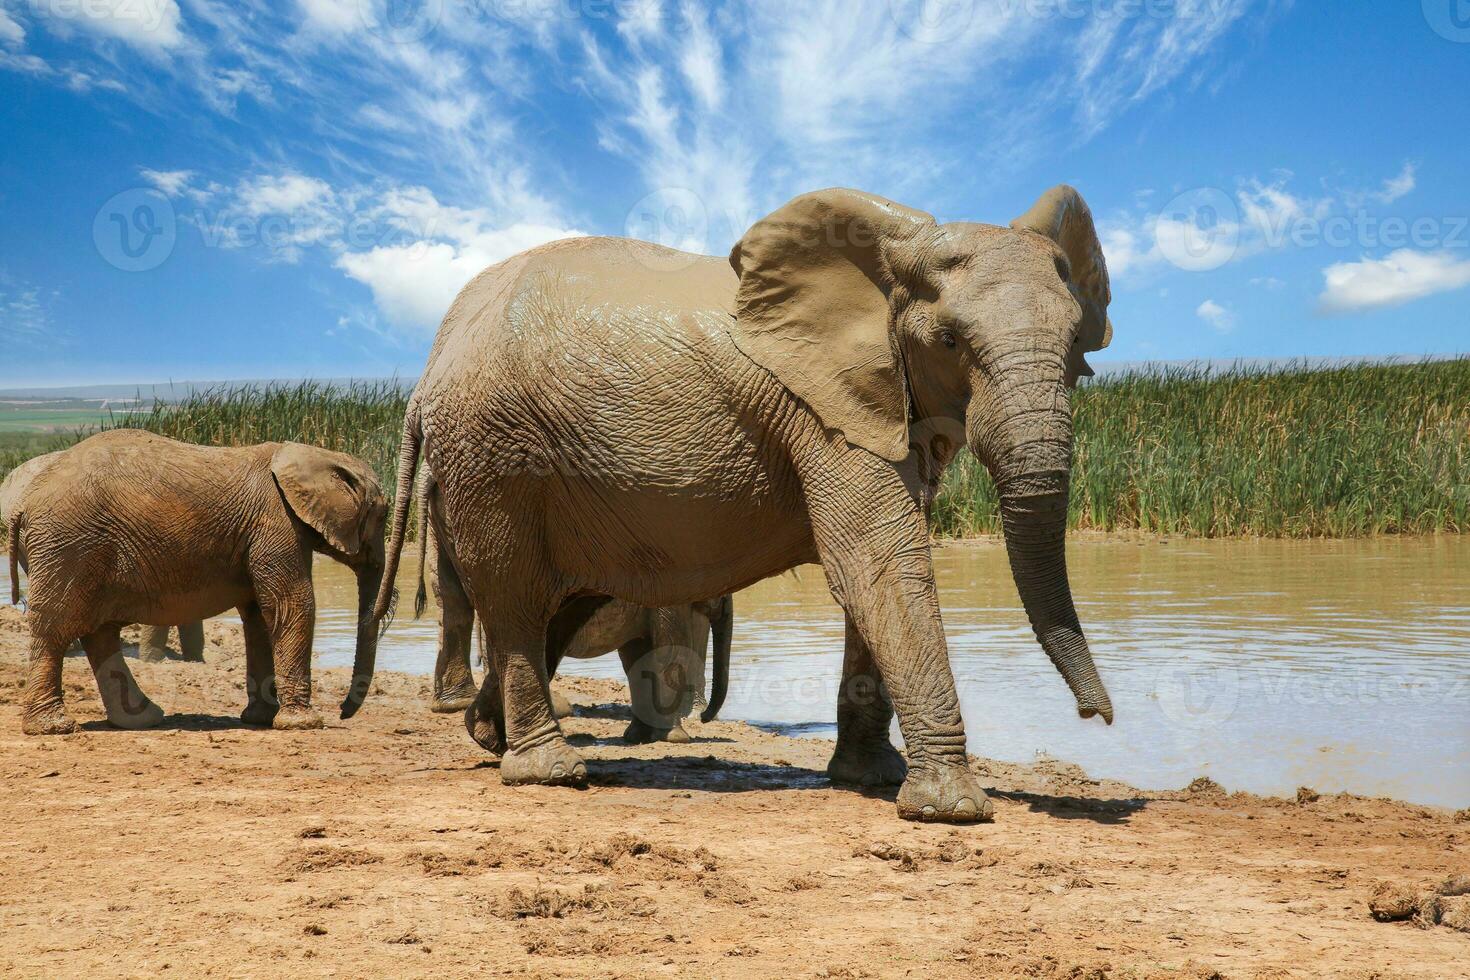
<box><xmin>940</xmin><ymin>330</ymin><xmax>957</xmax><ymax>350</ymax></box>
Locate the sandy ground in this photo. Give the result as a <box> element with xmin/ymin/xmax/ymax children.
<box><xmin>0</xmin><ymin>604</ymin><xmax>1466</xmax><ymax>978</ymax></box>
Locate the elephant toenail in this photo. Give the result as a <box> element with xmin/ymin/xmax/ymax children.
<box><xmin>922</xmin><ymin>804</ymin><xmax>937</xmax><ymax>818</ymax></box>
<box><xmin>550</xmin><ymin>764</ymin><xmax>565</xmax><ymax>779</ymax></box>
<box><xmin>953</xmin><ymin>797</ymin><xmax>977</xmax><ymax>817</ymax></box>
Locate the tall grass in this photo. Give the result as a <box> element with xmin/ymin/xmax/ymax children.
<box><xmin>932</xmin><ymin>358</ymin><xmax>1470</xmax><ymax>537</ymax></box>
<box><xmin>2</xmin><ymin>361</ymin><xmax>1465</xmax><ymax>538</ymax></box>
<box><xmin>95</xmin><ymin>380</ymin><xmax>412</xmax><ymax>491</ymax></box>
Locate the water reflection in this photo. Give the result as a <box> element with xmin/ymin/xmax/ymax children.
<box><xmin>9</xmin><ymin>535</ymin><xmax>1463</xmax><ymax>806</ymax></box>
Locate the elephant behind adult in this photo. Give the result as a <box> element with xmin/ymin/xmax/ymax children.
<box><xmin>374</xmin><ymin>185</ymin><xmax>1117</xmax><ymax>823</ymax></box>
<box><xmin>416</xmin><ymin>478</ymin><xmax>732</xmax><ymax>742</ymax></box>
<box><xmin>8</xmin><ymin>430</ymin><xmax>388</xmax><ymax>734</ymax></box>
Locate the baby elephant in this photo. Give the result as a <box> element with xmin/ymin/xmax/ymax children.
<box><xmin>6</xmin><ymin>430</ymin><xmax>388</xmax><ymax>735</ymax></box>
<box><xmin>418</xmin><ymin>498</ymin><xmax>731</xmax><ymax>744</ymax></box>
<box><xmin>7</xmin><ymin>452</ymin><xmax>209</xmax><ymax>665</ymax></box>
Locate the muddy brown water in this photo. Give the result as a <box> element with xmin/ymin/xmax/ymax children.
<box><xmin>6</xmin><ymin>536</ymin><xmax>1466</xmax><ymax>806</ymax></box>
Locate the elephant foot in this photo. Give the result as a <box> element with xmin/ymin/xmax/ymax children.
<box><xmin>430</xmin><ymin>688</ymin><xmax>477</xmax><ymax>714</ymax></box>
<box><xmin>180</xmin><ymin>650</ymin><xmax>206</xmax><ymax>664</ymax></box>
<box><xmin>664</xmin><ymin>722</ymin><xmax>691</xmax><ymax>744</ymax></box>
<box><xmin>500</xmin><ymin>737</ymin><xmax>587</xmax><ymax>787</ymax></box>
<box><xmin>240</xmin><ymin>700</ymin><xmax>279</xmax><ymax>727</ymax></box>
<box><xmin>622</xmin><ymin>719</ymin><xmax>664</xmax><ymax>744</ymax></box>
<box><xmin>137</xmin><ymin>646</ymin><xmax>169</xmax><ymax>664</ymax></box>
<box><xmin>272</xmin><ymin>706</ymin><xmax>324</xmax><ymax>731</ymax></box>
<box><xmin>827</xmin><ymin>739</ymin><xmax>908</xmax><ymax>787</ymax></box>
<box><xmin>107</xmin><ymin>699</ymin><xmax>165</xmax><ymax>730</ymax></box>
<box><xmin>549</xmin><ymin>688</ymin><xmax>574</xmax><ymax>720</ymax></box>
<box><xmin>464</xmin><ymin>701</ymin><xmax>506</xmax><ymax>755</ymax></box>
<box><xmin>22</xmin><ymin>706</ymin><xmax>77</xmax><ymax>736</ymax></box>
<box><xmin>895</xmin><ymin>765</ymin><xmax>994</xmax><ymax>824</ymax></box>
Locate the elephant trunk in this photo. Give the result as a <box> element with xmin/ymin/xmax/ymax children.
<box><xmin>974</xmin><ymin>364</ymin><xmax>1113</xmax><ymax>724</ymax></box>
<box><xmin>341</xmin><ymin>553</ymin><xmax>385</xmax><ymax>720</ymax></box>
<box><xmin>701</xmin><ymin>594</ymin><xmax>732</xmax><ymax>723</ymax></box>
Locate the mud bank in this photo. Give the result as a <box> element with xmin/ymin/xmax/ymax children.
<box><xmin>0</xmin><ymin>604</ymin><xmax>1465</xmax><ymax>978</ymax></box>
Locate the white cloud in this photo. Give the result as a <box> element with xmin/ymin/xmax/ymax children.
<box><xmin>1318</xmin><ymin>249</ymin><xmax>1470</xmax><ymax>315</ymax></box>
<box><xmin>31</xmin><ymin>0</ymin><xmax>185</xmax><ymax>52</ymax></box>
<box><xmin>0</xmin><ymin>275</ymin><xmax>58</xmax><ymax>347</ymax></box>
<box><xmin>139</xmin><ymin>167</ymin><xmax>194</xmax><ymax>196</ymax></box>
<box><xmin>236</xmin><ymin>173</ymin><xmax>333</xmax><ymax>215</ymax></box>
<box><xmin>1379</xmin><ymin>163</ymin><xmax>1417</xmax><ymax>204</ymax></box>
<box><xmin>336</xmin><ymin>210</ymin><xmax>586</xmax><ymax>332</ymax></box>
<box><xmin>1196</xmin><ymin>298</ymin><xmax>1235</xmax><ymax>333</ymax></box>
<box><xmin>296</xmin><ymin>0</ymin><xmax>360</xmax><ymax>35</ymax></box>
<box><xmin>0</xmin><ymin>6</ymin><xmax>25</xmax><ymax>45</ymax></box>
<box><xmin>1250</xmin><ymin>276</ymin><xmax>1285</xmax><ymax>290</ymax></box>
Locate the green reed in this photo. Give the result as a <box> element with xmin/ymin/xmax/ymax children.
<box><xmin>931</xmin><ymin>358</ymin><xmax>1470</xmax><ymax>537</ymax></box>
<box><xmin>2</xmin><ymin>360</ymin><xmax>1466</xmax><ymax>538</ymax></box>
<box><xmin>95</xmin><ymin>380</ymin><xmax>411</xmax><ymax>492</ymax></box>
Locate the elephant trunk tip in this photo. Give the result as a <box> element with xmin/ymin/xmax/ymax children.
<box><xmin>1077</xmin><ymin>695</ymin><xmax>1114</xmax><ymax>726</ymax></box>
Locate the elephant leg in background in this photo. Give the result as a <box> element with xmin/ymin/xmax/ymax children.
<box><xmin>827</xmin><ymin>614</ymin><xmax>907</xmax><ymax>787</ymax></box>
<box><xmin>429</xmin><ymin>530</ymin><xmax>478</xmax><ymax>713</ymax></box>
<box><xmin>22</xmin><ymin>628</ymin><xmax>77</xmax><ymax>736</ymax></box>
<box><xmin>81</xmin><ymin>625</ymin><xmax>164</xmax><ymax>729</ymax></box>
<box><xmin>238</xmin><ymin>602</ymin><xmax>278</xmax><ymax>726</ymax></box>
<box><xmin>137</xmin><ymin>622</ymin><xmax>207</xmax><ymax>663</ymax></box>
<box><xmin>807</xmin><ymin>453</ymin><xmax>991</xmax><ymax>823</ymax></box>
<box><xmin>177</xmin><ymin>621</ymin><xmax>205</xmax><ymax>662</ymax></box>
<box><xmin>254</xmin><ymin>577</ymin><xmax>322</xmax><ymax>731</ymax></box>
<box><xmin>138</xmin><ymin>624</ymin><xmax>172</xmax><ymax>663</ymax></box>
<box><xmin>618</xmin><ymin>636</ymin><xmax>685</xmax><ymax>744</ymax></box>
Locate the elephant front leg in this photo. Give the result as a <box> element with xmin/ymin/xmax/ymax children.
<box><xmin>430</xmin><ymin>544</ymin><xmax>478</xmax><ymax>713</ymax></box>
<box><xmin>83</xmin><ymin>626</ymin><xmax>165</xmax><ymax>730</ymax></box>
<box><xmin>238</xmin><ymin>603</ymin><xmax>278</xmax><ymax>726</ymax></box>
<box><xmin>491</xmin><ymin>618</ymin><xmax>586</xmax><ymax>787</ymax></box>
<box><xmin>809</xmin><ymin>466</ymin><xmax>992</xmax><ymax>823</ymax></box>
<box><xmin>259</xmin><ymin>588</ymin><xmax>322</xmax><ymax>730</ymax></box>
<box><xmin>827</xmin><ymin>615</ymin><xmax>907</xmax><ymax>787</ymax></box>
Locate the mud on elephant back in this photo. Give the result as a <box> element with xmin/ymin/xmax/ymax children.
<box><xmin>372</xmin><ymin>184</ymin><xmax>1116</xmax><ymax>824</ymax></box>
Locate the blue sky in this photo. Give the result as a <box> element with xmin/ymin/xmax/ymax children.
<box><xmin>0</xmin><ymin>0</ymin><xmax>1466</xmax><ymax>386</ymax></box>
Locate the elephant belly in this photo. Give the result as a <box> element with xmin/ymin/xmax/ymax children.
<box><xmin>113</xmin><ymin>581</ymin><xmax>250</xmax><ymax>630</ymax></box>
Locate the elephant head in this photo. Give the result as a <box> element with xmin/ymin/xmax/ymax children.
<box><xmin>271</xmin><ymin>443</ymin><xmax>389</xmax><ymax>719</ymax></box>
<box><xmin>728</xmin><ymin>186</ymin><xmax>1114</xmax><ymax>723</ymax></box>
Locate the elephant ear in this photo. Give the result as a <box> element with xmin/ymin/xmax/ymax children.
<box><xmin>728</xmin><ymin>188</ymin><xmax>936</xmax><ymax>462</ymax></box>
<box><xmin>271</xmin><ymin>443</ymin><xmax>381</xmax><ymax>557</ymax></box>
<box><xmin>1010</xmin><ymin>185</ymin><xmax>1113</xmax><ymax>355</ymax></box>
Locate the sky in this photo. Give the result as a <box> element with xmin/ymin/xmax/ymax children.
<box><xmin>0</xmin><ymin>0</ymin><xmax>1467</xmax><ymax>387</ymax></box>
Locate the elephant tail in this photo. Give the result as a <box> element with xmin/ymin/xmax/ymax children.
<box><xmin>373</xmin><ymin>393</ymin><xmax>421</xmax><ymax>622</ymax></box>
<box><xmin>701</xmin><ymin>594</ymin><xmax>732</xmax><ymax>723</ymax></box>
<box><xmin>413</xmin><ymin>469</ymin><xmax>431</xmax><ymax>620</ymax></box>
<box><xmin>7</xmin><ymin>514</ymin><xmax>19</xmax><ymax>607</ymax></box>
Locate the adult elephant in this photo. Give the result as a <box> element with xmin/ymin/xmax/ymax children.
<box><xmin>374</xmin><ymin>186</ymin><xmax>1116</xmax><ymax>823</ymax></box>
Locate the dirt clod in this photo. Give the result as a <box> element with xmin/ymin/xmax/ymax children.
<box><xmin>1295</xmin><ymin>786</ymin><xmax>1320</xmax><ymax>804</ymax></box>
<box><xmin>1368</xmin><ymin>881</ymin><xmax>1420</xmax><ymax>921</ymax></box>
<box><xmin>1440</xmin><ymin>896</ymin><xmax>1470</xmax><ymax>933</ymax></box>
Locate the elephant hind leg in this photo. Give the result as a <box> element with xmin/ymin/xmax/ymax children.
<box><xmin>430</xmin><ymin>527</ymin><xmax>477</xmax><ymax>714</ymax></box>
<box><xmin>82</xmin><ymin>625</ymin><xmax>165</xmax><ymax>730</ymax></box>
<box><xmin>21</xmin><ymin>628</ymin><xmax>76</xmax><ymax>736</ymax></box>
